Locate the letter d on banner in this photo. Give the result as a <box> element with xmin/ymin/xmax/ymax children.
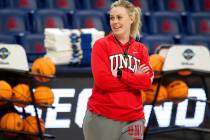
<box><xmin>175</xmin><ymin>88</ymin><xmax>206</xmax><ymax>127</ymax></box>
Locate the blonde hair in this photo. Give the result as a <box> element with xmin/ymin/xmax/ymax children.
<box><xmin>110</xmin><ymin>0</ymin><xmax>142</xmax><ymax>39</ymax></box>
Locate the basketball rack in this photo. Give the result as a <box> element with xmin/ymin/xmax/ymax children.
<box><xmin>0</xmin><ymin>44</ymin><xmax>56</xmax><ymax>140</ymax></box>
<box><xmin>144</xmin><ymin>45</ymin><xmax>210</xmax><ymax>140</ymax></box>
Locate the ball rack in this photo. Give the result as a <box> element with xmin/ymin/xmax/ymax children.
<box><xmin>0</xmin><ymin>69</ymin><xmax>56</xmax><ymax>140</ymax></box>
<box><xmin>0</xmin><ymin>43</ymin><xmax>57</xmax><ymax>140</ymax></box>
<box><xmin>144</xmin><ymin>45</ymin><xmax>210</xmax><ymax>140</ymax></box>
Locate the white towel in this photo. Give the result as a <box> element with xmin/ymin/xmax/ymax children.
<box><xmin>45</xmin><ymin>50</ymin><xmax>73</xmax><ymax>65</ymax></box>
<box><xmin>44</xmin><ymin>28</ymin><xmax>72</xmax><ymax>51</ymax></box>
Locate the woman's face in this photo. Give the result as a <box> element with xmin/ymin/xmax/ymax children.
<box><xmin>110</xmin><ymin>6</ymin><xmax>133</xmax><ymax>38</ymax></box>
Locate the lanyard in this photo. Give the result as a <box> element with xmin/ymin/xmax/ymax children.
<box><xmin>112</xmin><ymin>34</ymin><xmax>131</xmax><ymax>59</ymax></box>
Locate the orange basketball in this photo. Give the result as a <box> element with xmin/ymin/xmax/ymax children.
<box><xmin>34</xmin><ymin>86</ymin><xmax>54</xmax><ymax>105</ymax></box>
<box><xmin>0</xmin><ymin>112</ymin><xmax>23</xmax><ymax>131</ymax></box>
<box><xmin>149</xmin><ymin>54</ymin><xmax>165</xmax><ymax>72</ymax></box>
<box><xmin>23</xmin><ymin>116</ymin><xmax>45</xmax><ymax>134</ymax></box>
<box><xmin>149</xmin><ymin>54</ymin><xmax>165</xmax><ymax>78</ymax></box>
<box><xmin>144</xmin><ymin>84</ymin><xmax>168</xmax><ymax>104</ymax></box>
<box><xmin>12</xmin><ymin>83</ymin><xmax>32</xmax><ymax>107</ymax></box>
<box><xmin>0</xmin><ymin>80</ymin><xmax>12</xmax><ymax>106</ymax></box>
<box><xmin>31</xmin><ymin>57</ymin><xmax>56</xmax><ymax>82</ymax></box>
<box><xmin>167</xmin><ymin>80</ymin><xmax>188</xmax><ymax>102</ymax></box>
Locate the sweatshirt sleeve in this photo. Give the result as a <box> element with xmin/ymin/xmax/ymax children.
<box><xmin>91</xmin><ymin>40</ymin><xmax>131</xmax><ymax>92</ymax></box>
<box><xmin>120</xmin><ymin>46</ymin><xmax>154</xmax><ymax>90</ymax></box>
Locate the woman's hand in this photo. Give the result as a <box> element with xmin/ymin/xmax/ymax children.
<box><xmin>135</xmin><ymin>64</ymin><xmax>150</xmax><ymax>74</ymax></box>
<box><xmin>112</xmin><ymin>64</ymin><xmax>150</xmax><ymax>77</ymax></box>
<box><xmin>111</xmin><ymin>69</ymin><xmax>118</xmax><ymax>77</ymax></box>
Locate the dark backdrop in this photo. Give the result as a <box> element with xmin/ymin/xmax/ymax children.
<box><xmin>43</xmin><ymin>68</ymin><xmax>210</xmax><ymax>140</ymax></box>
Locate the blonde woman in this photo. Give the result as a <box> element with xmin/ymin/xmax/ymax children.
<box><xmin>83</xmin><ymin>0</ymin><xmax>153</xmax><ymax>140</ymax></box>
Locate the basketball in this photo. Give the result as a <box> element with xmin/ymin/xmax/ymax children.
<box><xmin>12</xmin><ymin>83</ymin><xmax>32</xmax><ymax>107</ymax></box>
<box><xmin>167</xmin><ymin>80</ymin><xmax>189</xmax><ymax>102</ymax></box>
<box><xmin>149</xmin><ymin>54</ymin><xmax>165</xmax><ymax>78</ymax></box>
<box><xmin>144</xmin><ymin>84</ymin><xmax>168</xmax><ymax>104</ymax></box>
<box><xmin>34</xmin><ymin>86</ymin><xmax>54</xmax><ymax>105</ymax></box>
<box><xmin>31</xmin><ymin>57</ymin><xmax>56</xmax><ymax>82</ymax></box>
<box><xmin>149</xmin><ymin>54</ymin><xmax>165</xmax><ymax>72</ymax></box>
<box><xmin>0</xmin><ymin>112</ymin><xmax>23</xmax><ymax>132</ymax></box>
<box><xmin>0</xmin><ymin>80</ymin><xmax>12</xmax><ymax>106</ymax></box>
<box><xmin>23</xmin><ymin>116</ymin><xmax>45</xmax><ymax>134</ymax></box>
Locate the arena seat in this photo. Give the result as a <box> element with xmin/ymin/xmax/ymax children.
<box><xmin>0</xmin><ymin>9</ymin><xmax>31</xmax><ymax>34</ymax></box>
<box><xmin>131</xmin><ymin>0</ymin><xmax>153</xmax><ymax>12</ymax></box>
<box><xmin>140</xmin><ymin>35</ymin><xmax>175</xmax><ymax>54</ymax></box>
<box><xmin>72</xmin><ymin>10</ymin><xmax>108</xmax><ymax>32</ymax></box>
<box><xmin>32</xmin><ymin>9</ymin><xmax>69</xmax><ymax>33</ymax></box>
<box><xmin>148</xmin><ymin>12</ymin><xmax>184</xmax><ymax>35</ymax></box>
<box><xmin>155</xmin><ymin>0</ymin><xmax>190</xmax><ymax>12</ymax></box>
<box><xmin>45</xmin><ymin>0</ymin><xmax>82</xmax><ymax>11</ymax></box>
<box><xmin>191</xmin><ymin>0</ymin><xmax>210</xmax><ymax>12</ymax></box>
<box><xmin>180</xmin><ymin>35</ymin><xmax>210</xmax><ymax>49</ymax></box>
<box><xmin>187</xmin><ymin>12</ymin><xmax>210</xmax><ymax>35</ymax></box>
<box><xmin>0</xmin><ymin>34</ymin><xmax>16</xmax><ymax>44</ymax></box>
<box><xmin>84</xmin><ymin>0</ymin><xmax>112</xmax><ymax>11</ymax></box>
<box><xmin>4</xmin><ymin>0</ymin><xmax>40</xmax><ymax>10</ymax></box>
<box><xmin>18</xmin><ymin>33</ymin><xmax>46</xmax><ymax>62</ymax></box>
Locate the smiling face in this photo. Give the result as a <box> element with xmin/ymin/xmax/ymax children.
<box><xmin>110</xmin><ymin>6</ymin><xmax>133</xmax><ymax>39</ymax></box>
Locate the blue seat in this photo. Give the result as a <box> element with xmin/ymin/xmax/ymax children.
<box><xmin>45</xmin><ymin>0</ymin><xmax>82</xmax><ymax>11</ymax></box>
<box><xmin>4</xmin><ymin>0</ymin><xmax>40</xmax><ymax>10</ymax></box>
<box><xmin>0</xmin><ymin>9</ymin><xmax>31</xmax><ymax>34</ymax></box>
<box><xmin>191</xmin><ymin>0</ymin><xmax>210</xmax><ymax>12</ymax></box>
<box><xmin>148</xmin><ymin>12</ymin><xmax>184</xmax><ymax>35</ymax></box>
<box><xmin>0</xmin><ymin>34</ymin><xmax>16</xmax><ymax>44</ymax></box>
<box><xmin>140</xmin><ymin>35</ymin><xmax>175</xmax><ymax>54</ymax></box>
<box><xmin>72</xmin><ymin>10</ymin><xmax>108</xmax><ymax>32</ymax></box>
<box><xmin>140</xmin><ymin>14</ymin><xmax>148</xmax><ymax>34</ymax></box>
<box><xmin>84</xmin><ymin>0</ymin><xmax>112</xmax><ymax>11</ymax></box>
<box><xmin>180</xmin><ymin>35</ymin><xmax>210</xmax><ymax>49</ymax></box>
<box><xmin>187</xmin><ymin>12</ymin><xmax>210</xmax><ymax>35</ymax></box>
<box><xmin>129</xmin><ymin>0</ymin><xmax>153</xmax><ymax>12</ymax></box>
<box><xmin>19</xmin><ymin>34</ymin><xmax>46</xmax><ymax>62</ymax></box>
<box><xmin>156</xmin><ymin>0</ymin><xmax>190</xmax><ymax>12</ymax></box>
<box><xmin>32</xmin><ymin>9</ymin><xmax>69</xmax><ymax>33</ymax></box>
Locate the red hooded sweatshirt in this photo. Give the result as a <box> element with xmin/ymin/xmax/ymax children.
<box><xmin>88</xmin><ymin>34</ymin><xmax>153</xmax><ymax>121</ymax></box>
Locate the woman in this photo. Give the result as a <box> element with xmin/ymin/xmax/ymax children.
<box><xmin>83</xmin><ymin>0</ymin><xmax>154</xmax><ymax>140</ymax></box>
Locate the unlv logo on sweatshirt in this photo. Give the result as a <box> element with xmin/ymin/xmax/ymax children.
<box><xmin>109</xmin><ymin>54</ymin><xmax>140</xmax><ymax>72</ymax></box>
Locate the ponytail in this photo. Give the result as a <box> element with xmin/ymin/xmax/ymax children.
<box><xmin>130</xmin><ymin>7</ymin><xmax>142</xmax><ymax>39</ymax></box>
